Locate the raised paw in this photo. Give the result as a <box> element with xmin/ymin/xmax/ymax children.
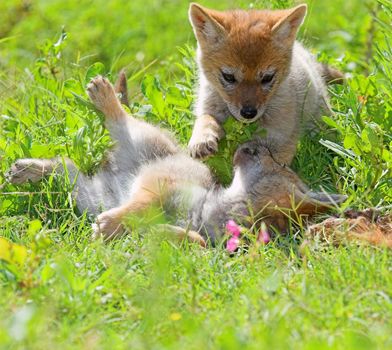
<box><xmin>87</xmin><ymin>76</ymin><xmax>123</xmax><ymax>118</ymax></box>
<box><xmin>188</xmin><ymin>134</ymin><xmax>219</xmax><ymax>158</ymax></box>
<box><xmin>92</xmin><ymin>208</ymin><xmax>125</xmax><ymax>241</ymax></box>
<box><xmin>6</xmin><ymin>159</ymin><xmax>50</xmax><ymax>184</ymax></box>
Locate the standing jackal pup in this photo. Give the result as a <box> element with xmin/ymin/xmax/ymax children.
<box><xmin>7</xmin><ymin>76</ymin><xmax>345</xmax><ymax>245</ymax></box>
<box><xmin>188</xmin><ymin>3</ymin><xmax>343</xmax><ymax>164</ymax></box>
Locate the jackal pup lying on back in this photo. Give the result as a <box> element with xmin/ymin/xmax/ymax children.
<box><xmin>7</xmin><ymin>76</ymin><xmax>345</xmax><ymax>246</ymax></box>
<box><xmin>188</xmin><ymin>3</ymin><xmax>343</xmax><ymax>164</ymax></box>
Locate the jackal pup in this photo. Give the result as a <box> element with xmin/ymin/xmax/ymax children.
<box><xmin>188</xmin><ymin>3</ymin><xmax>343</xmax><ymax>164</ymax></box>
<box><xmin>7</xmin><ymin>76</ymin><xmax>345</xmax><ymax>246</ymax></box>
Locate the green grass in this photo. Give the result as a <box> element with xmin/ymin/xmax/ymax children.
<box><xmin>0</xmin><ymin>0</ymin><xmax>391</xmax><ymax>349</ymax></box>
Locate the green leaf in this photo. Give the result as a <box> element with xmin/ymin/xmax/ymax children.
<box><xmin>141</xmin><ymin>75</ymin><xmax>165</xmax><ymax>116</ymax></box>
<box><xmin>0</xmin><ymin>238</ymin><xmax>28</xmax><ymax>266</ymax></box>
<box><xmin>29</xmin><ymin>144</ymin><xmax>56</xmax><ymax>158</ymax></box>
<box><xmin>343</xmin><ymin>133</ymin><xmax>361</xmax><ymax>155</ymax></box>
<box><xmin>319</xmin><ymin>139</ymin><xmax>356</xmax><ymax>160</ymax></box>
<box><xmin>85</xmin><ymin>62</ymin><xmax>105</xmax><ymax>85</ymax></box>
<box><xmin>71</xmin><ymin>91</ymin><xmax>97</xmax><ymax>110</ymax></box>
<box><xmin>166</xmin><ymin>86</ymin><xmax>189</xmax><ymax>107</ymax></box>
<box><xmin>362</xmin><ymin>125</ymin><xmax>381</xmax><ymax>150</ymax></box>
<box><xmin>0</xmin><ymin>199</ymin><xmax>12</xmax><ymax>212</ymax></box>
<box><xmin>204</xmin><ymin>118</ymin><xmax>266</xmax><ymax>185</ymax></box>
<box><xmin>322</xmin><ymin>116</ymin><xmax>340</xmax><ymax>130</ymax></box>
<box><xmin>40</xmin><ymin>263</ymin><xmax>56</xmax><ymax>283</ymax></box>
<box><xmin>27</xmin><ymin>220</ymin><xmax>42</xmax><ymax>238</ymax></box>
<box><xmin>381</xmin><ymin>149</ymin><xmax>392</xmax><ymax>163</ymax></box>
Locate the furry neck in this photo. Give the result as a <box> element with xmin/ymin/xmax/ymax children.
<box><xmin>190</xmin><ymin>169</ymin><xmax>250</xmax><ymax>244</ymax></box>
<box><xmin>223</xmin><ymin>168</ymin><xmax>247</xmax><ymax>200</ymax></box>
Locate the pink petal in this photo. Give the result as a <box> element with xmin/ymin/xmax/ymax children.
<box><xmin>226</xmin><ymin>219</ymin><xmax>241</xmax><ymax>237</ymax></box>
<box><xmin>226</xmin><ymin>236</ymin><xmax>240</xmax><ymax>252</ymax></box>
<box><xmin>258</xmin><ymin>223</ymin><xmax>270</xmax><ymax>244</ymax></box>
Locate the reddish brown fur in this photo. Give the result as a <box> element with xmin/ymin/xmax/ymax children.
<box><xmin>239</xmin><ymin>152</ymin><xmax>341</xmax><ymax>233</ymax></box>
<box><xmin>194</xmin><ymin>5</ymin><xmax>304</xmax><ymax>110</ymax></box>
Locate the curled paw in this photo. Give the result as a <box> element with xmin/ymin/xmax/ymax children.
<box><xmin>92</xmin><ymin>208</ymin><xmax>125</xmax><ymax>240</ymax></box>
<box><xmin>188</xmin><ymin>134</ymin><xmax>219</xmax><ymax>159</ymax></box>
<box><xmin>86</xmin><ymin>76</ymin><xmax>119</xmax><ymax>114</ymax></box>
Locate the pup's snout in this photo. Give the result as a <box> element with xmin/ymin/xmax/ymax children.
<box><xmin>233</xmin><ymin>141</ymin><xmax>259</xmax><ymax>166</ymax></box>
<box><xmin>240</xmin><ymin>106</ymin><xmax>257</xmax><ymax>119</ymax></box>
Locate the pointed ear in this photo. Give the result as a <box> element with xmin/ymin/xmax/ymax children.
<box><xmin>294</xmin><ymin>189</ymin><xmax>347</xmax><ymax>215</ymax></box>
<box><xmin>189</xmin><ymin>3</ymin><xmax>227</xmax><ymax>47</ymax></box>
<box><xmin>271</xmin><ymin>4</ymin><xmax>307</xmax><ymax>43</ymax></box>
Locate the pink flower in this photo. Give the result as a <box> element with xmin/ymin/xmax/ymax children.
<box><xmin>225</xmin><ymin>219</ymin><xmax>242</xmax><ymax>252</ymax></box>
<box><xmin>226</xmin><ymin>236</ymin><xmax>240</xmax><ymax>252</ymax></box>
<box><xmin>257</xmin><ymin>222</ymin><xmax>270</xmax><ymax>244</ymax></box>
<box><xmin>226</xmin><ymin>219</ymin><xmax>241</xmax><ymax>237</ymax></box>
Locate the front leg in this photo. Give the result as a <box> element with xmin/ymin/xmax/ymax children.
<box><xmin>188</xmin><ymin>114</ymin><xmax>225</xmax><ymax>158</ymax></box>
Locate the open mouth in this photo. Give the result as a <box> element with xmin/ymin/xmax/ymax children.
<box><xmin>233</xmin><ymin>115</ymin><xmax>261</xmax><ymax>124</ymax></box>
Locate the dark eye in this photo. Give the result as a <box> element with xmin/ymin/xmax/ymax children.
<box><xmin>242</xmin><ymin>146</ymin><xmax>258</xmax><ymax>156</ymax></box>
<box><xmin>261</xmin><ymin>72</ymin><xmax>275</xmax><ymax>85</ymax></box>
<box><xmin>222</xmin><ymin>72</ymin><xmax>236</xmax><ymax>84</ymax></box>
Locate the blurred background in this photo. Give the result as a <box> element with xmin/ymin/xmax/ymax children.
<box><xmin>0</xmin><ymin>0</ymin><xmax>375</xmax><ymax>79</ymax></box>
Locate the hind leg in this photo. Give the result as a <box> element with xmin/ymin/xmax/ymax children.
<box><xmin>6</xmin><ymin>158</ymin><xmax>78</xmax><ymax>185</ymax></box>
<box><xmin>87</xmin><ymin>75</ymin><xmax>128</xmax><ymax>123</ymax></box>
<box><xmin>92</xmin><ymin>169</ymin><xmax>178</xmax><ymax>240</ymax></box>
<box><xmin>92</xmin><ymin>183</ymin><xmax>160</xmax><ymax>240</ymax></box>
<box><xmin>7</xmin><ymin>158</ymin><xmax>60</xmax><ymax>184</ymax></box>
<box><xmin>93</xmin><ymin>208</ymin><xmax>206</xmax><ymax>246</ymax></box>
<box><xmin>87</xmin><ymin>76</ymin><xmax>177</xmax><ymax>164</ymax></box>
<box><xmin>157</xmin><ymin>224</ymin><xmax>206</xmax><ymax>247</ymax></box>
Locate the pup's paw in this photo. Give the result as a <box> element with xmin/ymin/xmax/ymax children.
<box><xmin>87</xmin><ymin>76</ymin><xmax>121</xmax><ymax>116</ymax></box>
<box><xmin>6</xmin><ymin>159</ymin><xmax>47</xmax><ymax>184</ymax></box>
<box><xmin>92</xmin><ymin>208</ymin><xmax>125</xmax><ymax>240</ymax></box>
<box><xmin>188</xmin><ymin>134</ymin><xmax>219</xmax><ymax>158</ymax></box>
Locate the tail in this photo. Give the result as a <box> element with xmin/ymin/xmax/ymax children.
<box><xmin>114</xmin><ymin>69</ymin><xmax>130</xmax><ymax>107</ymax></box>
<box><xmin>320</xmin><ymin>64</ymin><xmax>345</xmax><ymax>85</ymax></box>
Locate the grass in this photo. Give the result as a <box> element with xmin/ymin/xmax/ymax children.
<box><xmin>0</xmin><ymin>0</ymin><xmax>391</xmax><ymax>349</ymax></box>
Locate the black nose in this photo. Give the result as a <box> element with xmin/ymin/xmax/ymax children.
<box><xmin>240</xmin><ymin>106</ymin><xmax>258</xmax><ymax>119</ymax></box>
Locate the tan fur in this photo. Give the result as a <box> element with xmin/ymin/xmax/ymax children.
<box><xmin>93</xmin><ymin>171</ymin><xmax>183</xmax><ymax>240</ymax></box>
<box><xmin>88</xmin><ymin>76</ymin><xmax>128</xmax><ymax>121</ymax></box>
<box><xmin>188</xmin><ymin>3</ymin><xmax>342</xmax><ymax>164</ymax></box>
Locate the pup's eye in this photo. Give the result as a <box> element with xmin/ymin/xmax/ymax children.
<box><xmin>221</xmin><ymin>72</ymin><xmax>236</xmax><ymax>84</ymax></box>
<box><xmin>242</xmin><ymin>146</ymin><xmax>257</xmax><ymax>156</ymax></box>
<box><xmin>261</xmin><ymin>72</ymin><xmax>275</xmax><ymax>85</ymax></box>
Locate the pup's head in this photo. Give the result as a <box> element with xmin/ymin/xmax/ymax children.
<box><xmin>232</xmin><ymin>140</ymin><xmax>347</xmax><ymax>230</ymax></box>
<box><xmin>189</xmin><ymin>3</ymin><xmax>307</xmax><ymax>123</ymax></box>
